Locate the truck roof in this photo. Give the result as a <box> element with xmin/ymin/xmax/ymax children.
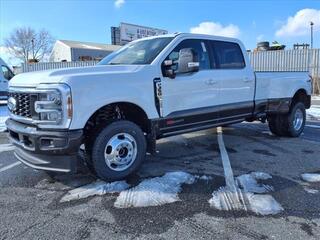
<box><xmin>133</xmin><ymin>32</ymin><xmax>241</xmax><ymax>44</ymax></box>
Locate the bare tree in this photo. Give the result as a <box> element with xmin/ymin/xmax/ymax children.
<box><xmin>4</xmin><ymin>27</ymin><xmax>54</xmax><ymax>63</ymax></box>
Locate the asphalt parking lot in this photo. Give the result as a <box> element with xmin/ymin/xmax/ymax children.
<box><xmin>0</xmin><ymin>104</ymin><xmax>320</xmax><ymax>240</ymax></box>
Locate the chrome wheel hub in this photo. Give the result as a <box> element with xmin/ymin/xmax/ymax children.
<box><xmin>104</xmin><ymin>133</ymin><xmax>137</xmax><ymax>171</ymax></box>
<box><xmin>293</xmin><ymin>108</ymin><xmax>303</xmax><ymax>131</ymax></box>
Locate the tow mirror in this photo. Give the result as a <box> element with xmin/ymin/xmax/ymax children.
<box><xmin>177</xmin><ymin>48</ymin><xmax>199</xmax><ymax>73</ymax></box>
<box><xmin>162</xmin><ymin>48</ymin><xmax>199</xmax><ymax>79</ymax></box>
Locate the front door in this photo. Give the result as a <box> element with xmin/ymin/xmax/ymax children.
<box><xmin>158</xmin><ymin>39</ymin><xmax>220</xmax><ymax>135</ymax></box>
<box><xmin>161</xmin><ymin>39</ymin><xmax>220</xmax><ymax>117</ymax></box>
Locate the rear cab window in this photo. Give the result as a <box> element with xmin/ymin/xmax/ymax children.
<box><xmin>209</xmin><ymin>41</ymin><xmax>245</xmax><ymax>69</ymax></box>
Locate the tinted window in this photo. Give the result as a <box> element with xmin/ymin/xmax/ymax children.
<box><xmin>166</xmin><ymin>39</ymin><xmax>211</xmax><ymax>71</ymax></box>
<box><xmin>210</xmin><ymin>41</ymin><xmax>245</xmax><ymax>69</ymax></box>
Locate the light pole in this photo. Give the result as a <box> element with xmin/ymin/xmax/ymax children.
<box><xmin>31</xmin><ymin>38</ymin><xmax>35</xmax><ymax>60</ymax></box>
<box><xmin>310</xmin><ymin>21</ymin><xmax>314</xmax><ymax>49</ymax></box>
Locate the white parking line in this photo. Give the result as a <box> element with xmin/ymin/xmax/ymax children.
<box><xmin>0</xmin><ymin>162</ymin><xmax>21</xmax><ymax>173</ymax></box>
<box><xmin>306</xmin><ymin>124</ymin><xmax>320</xmax><ymax>129</ymax></box>
<box><xmin>210</xmin><ymin>127</ymin><xmax>284</xmax><ymax>215</ymax></box>
<box><xmin>0</xmin><ymin>143</ymin><xmax>15</xmax><ymax>153</ymax></box>
<box><xmin>216</xmin><ymin>127</ymin><xmax>237</xmax><ymax>191</ymax></box>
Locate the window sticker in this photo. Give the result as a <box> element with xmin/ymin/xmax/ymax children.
<box><xmin>201</xmin><ymin>42</ymin><xmax>207</xmax><ymax>52</ymax></box>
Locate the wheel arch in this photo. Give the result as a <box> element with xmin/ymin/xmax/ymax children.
<box><xmin>83</xmin><ymin>102</ymin><xmax>150</xmax><ymax>138</ymax></box>
<box><xmin>291</xmin><ymin>88</ymin><xmax>311</xmax><ymax>109</ymax></box>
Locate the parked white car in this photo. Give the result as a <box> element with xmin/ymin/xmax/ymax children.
<box><xmin>0</xmin><ymin>58</ymin><xmax>14</xmax><ymax>100</ymax></box>
<box><xmin>6</xmin><ymin>33</ymin><xmax>311</xmax><ymax>180</ymax></box>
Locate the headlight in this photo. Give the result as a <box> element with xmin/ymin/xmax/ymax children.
<box><xmin>36</xmin><ymin>90</ymin><xmax>63</xmax><ymax>122</ymax></box>
<box><xmin>35</xmin><ymin>84</ymin><xmax>72</xmax><ymax>129</ymax></box>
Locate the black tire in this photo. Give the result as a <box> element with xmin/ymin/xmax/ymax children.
<box><xmin>267</xmin><ymin>116</ymin><xmax>279</xmax><ymax>135</ymax></box>
<box><xmin>91</xmin><ymin>120</ymin><xmax>146</xmax><ymax>181</ymax></box>
<box><xmin>268</xmin><ymin>102</ymin><xmax>306</xmax><ymax>137</ymax></box>
<box><xmin>268</xmin><ymin>114</ymin><xmax>286</xmax><ymax>136</ymax></box>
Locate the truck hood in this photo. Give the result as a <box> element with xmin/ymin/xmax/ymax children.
<box><xmin>9</xmin><ymin>65</ymin><xmax>147</xmax><ymax>87</ymax></box>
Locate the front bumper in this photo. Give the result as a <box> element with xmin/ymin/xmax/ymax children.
<box><xmin>6</xmin><ymin>119</ymin><xmax>83</xmax><ymax>172</ymax></box>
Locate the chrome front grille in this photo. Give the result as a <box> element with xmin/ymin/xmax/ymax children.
<box><xmin>8</xmin><ymin>92</ymin><xmax>38</xmax><ymax>119</ymax></box>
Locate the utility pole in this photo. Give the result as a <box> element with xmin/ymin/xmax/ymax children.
<box><xmin>310</xmin><ymin>21</ymin><xmax>314</xmax><ymax>49</ymax></box>
<box><xmin>31</xmin><ymin>38</ymin><xmax>35</xmax><ymax>60</ymax></box>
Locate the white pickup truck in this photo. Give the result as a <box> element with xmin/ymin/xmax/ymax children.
<box><xmin>6</xmin><ymin>33</ymin><xmax>311</xmax><ymax>180</ymax></box>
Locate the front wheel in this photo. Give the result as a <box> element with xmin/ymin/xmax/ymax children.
<box><xmin>91</xmin><ymin>120</ymin><xmax>146</xmax><ymax>181</ymax></box>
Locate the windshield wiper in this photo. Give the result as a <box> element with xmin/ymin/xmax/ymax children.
<box><xmin>108</xmin><ymin>62</ymin><xmax>122</xmax><ymax>65</ymax></box>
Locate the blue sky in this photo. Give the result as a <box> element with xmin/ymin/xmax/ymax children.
<box><xmin>0</xmin><ymin>0</ymin><xmax>319</xmax><ymax>65</ymax></box>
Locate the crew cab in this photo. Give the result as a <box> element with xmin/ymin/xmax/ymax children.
<box><xmin>6</xmin><ymin>33</ymin><xmax>311</xmax><ymax>181</ymax></box>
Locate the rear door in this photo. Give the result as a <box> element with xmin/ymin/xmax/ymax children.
<box><xmin>208</xmin><ymin>40</ymin><xmax>255</xmax><ymax>120</ymax></box>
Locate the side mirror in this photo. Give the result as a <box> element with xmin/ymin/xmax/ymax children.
<box><xmin>162</xmin><ymin>59</ymin><xmax>176</xmax><ymax>79</ymax></box>
<box><xmin>4</xmin><ymin>71</ymin><xmax>10</xmax><ymax>80</ymax></box>
<box><xmin>177</xmin><ymin>48</ymin><xmax>199</xmax><ymax>73</ymax></box>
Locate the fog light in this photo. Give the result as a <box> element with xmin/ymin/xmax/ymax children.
<box><xmin>40</xmin><ymin>137</ymin><xmax>67</xmax><ymax>150</ymax></box>
<box><xmin>40</xmin><ymin>112</ymin><xmax>61</xmax><ymax>122</ymax></box>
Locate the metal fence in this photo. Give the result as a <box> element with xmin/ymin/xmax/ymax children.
<box><xmin>248</xmin><ymin>49</ymin><xmax>320</xmax><ymax>93</ymax></box>
<box><xmin>21</xmin><ymin>49</ymin><xmax>320</xmax><ymax>93</ymax></box>
<box><xmin>21</xmin><ymin>61</ymin><xmax>99</xmax><ymax>73</ymax></box>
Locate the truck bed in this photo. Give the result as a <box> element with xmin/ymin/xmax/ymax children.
<box><xmin>255</xmin><ymin>71</ymin><xmax>310</xmax><ymax>101</ymax></box>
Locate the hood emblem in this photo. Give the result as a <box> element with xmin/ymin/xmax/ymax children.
<box><xmin>7</xmin><ymin>97</ymin><xmax>17</xmax><ymax>112</ymax></box>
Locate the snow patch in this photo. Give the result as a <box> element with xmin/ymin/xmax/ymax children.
<box><xmin>307</xmin><ymin>106</ymin><xmax>320</xmax><ymax>120</ymax></box>
<box><xmin>301</xmin><ymin>173</ymin><xmax>320</xmax><ymax>183</ymax></box>
<box><xmin>0</xmin><ymin>143</ymin><xmax>14</xmax><ymax>153</ymax></box>
<box><xmin>114</xmin><ymin>171</ymin><xmax>195</xmax><ymax>208</ymax></box>
<box><xmin>60</xmin><ymin>180</ymin><xmax>129</xmax><ymax>202</ymax></box>
<box><xmin>248</xmin><ymin>194</ymin><xmax>283</xmax><ymax>215</ymax></box>
<box><xmin>209</xmin><ymin>187</ymin><xmax>251</xmax><ymax>211</ymax></box>
<box><xmin>195</xmin><ymin>175</ymin><xmax>213</xmax><ymax>181</ymax></box>
<box><xmin>209</xmin><ymin>172</ymin><xmax>283</xmax><ymax>215</ymax></box>
<box><xmin>304</xmin><ymin>187</ymin><xmax>319</xmax><ymax>194</ymax></box>
<box><xmin>312</xmin><ymin>95</ymin><xmax>320</xmax><ymax>101</ymax></box>
<box><xmin>237</xmin><ymin>172</ymin><xmax>273</xmax><ymax>193</ymax></box>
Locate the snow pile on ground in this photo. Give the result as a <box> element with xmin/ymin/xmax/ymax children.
<box><xmin>195</xmin><ymin>175</ymin><xmax>213</xmax><ymax>181</ymax></box>
<box><xmin>114</xmin><ymin>171</ymin><xmax>195</xmax><ymax>208</ymax></box>
<box><xmin>0</xmin><ymin>106</ymin><xmax>8</xmax><ymax>132</ymax></box>
<box><xmin>237</xmin><ymin>172</ymin><xmax>274</xmax><ymax>193</ymax></box>
<box><xmin>0</xmin><ymin>143</ymin><xmax>15</xmax><ymax>153</ymax></box>
<box><xmin>209</xmin><ymin>172</ymin><xmax>283</xmax><ymax>215</ymax></box>
<box><xmin>312</xmin><ymin>95</ymin><xmax>320</xmax><ymax>101</ymax></box>
<box><xmin>246</xmin><ymin>194</ymin><xmax>284</xmax><ymax>215</ymax></box>
<box><xmin>60</xmin><ymin>180</ymin><xmax>130</xmax><ymax>202</ymax></box>
<box><xmin>307</xmin><ymin>106</ymin><xmax>320</xmax><ymax>120</ymax></box>
<box><xmin>301</xmin><ymin>173</ymin><xmax>320</xmax><ymax>183</ymax></box>
<box><xmin>303</xmin><ymin>187</ymin><xmax>319</xmax><ymax>194</ymax></box>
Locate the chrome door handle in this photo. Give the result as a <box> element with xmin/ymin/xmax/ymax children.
<box><xmin>243</xmin><ymin>77</ymin><xmax>252</xmax><ymax>82</ymax></box>
<box><xmin>205</xmin><ymin>79</ymin><xmax>217</xmax><ymax>85</ymax></box>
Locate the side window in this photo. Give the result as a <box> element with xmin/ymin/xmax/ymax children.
<box><xmin>210</xmin><ymin>41</ymin><xmax>245</xmax><ymax>69</ymax></box>
<box><xmin>1</xmin><ymin>66</ymin><xmax>14</xmax><ymax>80</ymax></box>
<box><xmin>166</xmin><ymin>39</ymin><xmax>210</xmax><ymax>72</ymax></box>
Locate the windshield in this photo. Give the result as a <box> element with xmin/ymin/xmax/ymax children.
<box><xmin>99</xmin><ymin>37</ymin><xmax>174</xmax><ymax>65</ymax></box>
